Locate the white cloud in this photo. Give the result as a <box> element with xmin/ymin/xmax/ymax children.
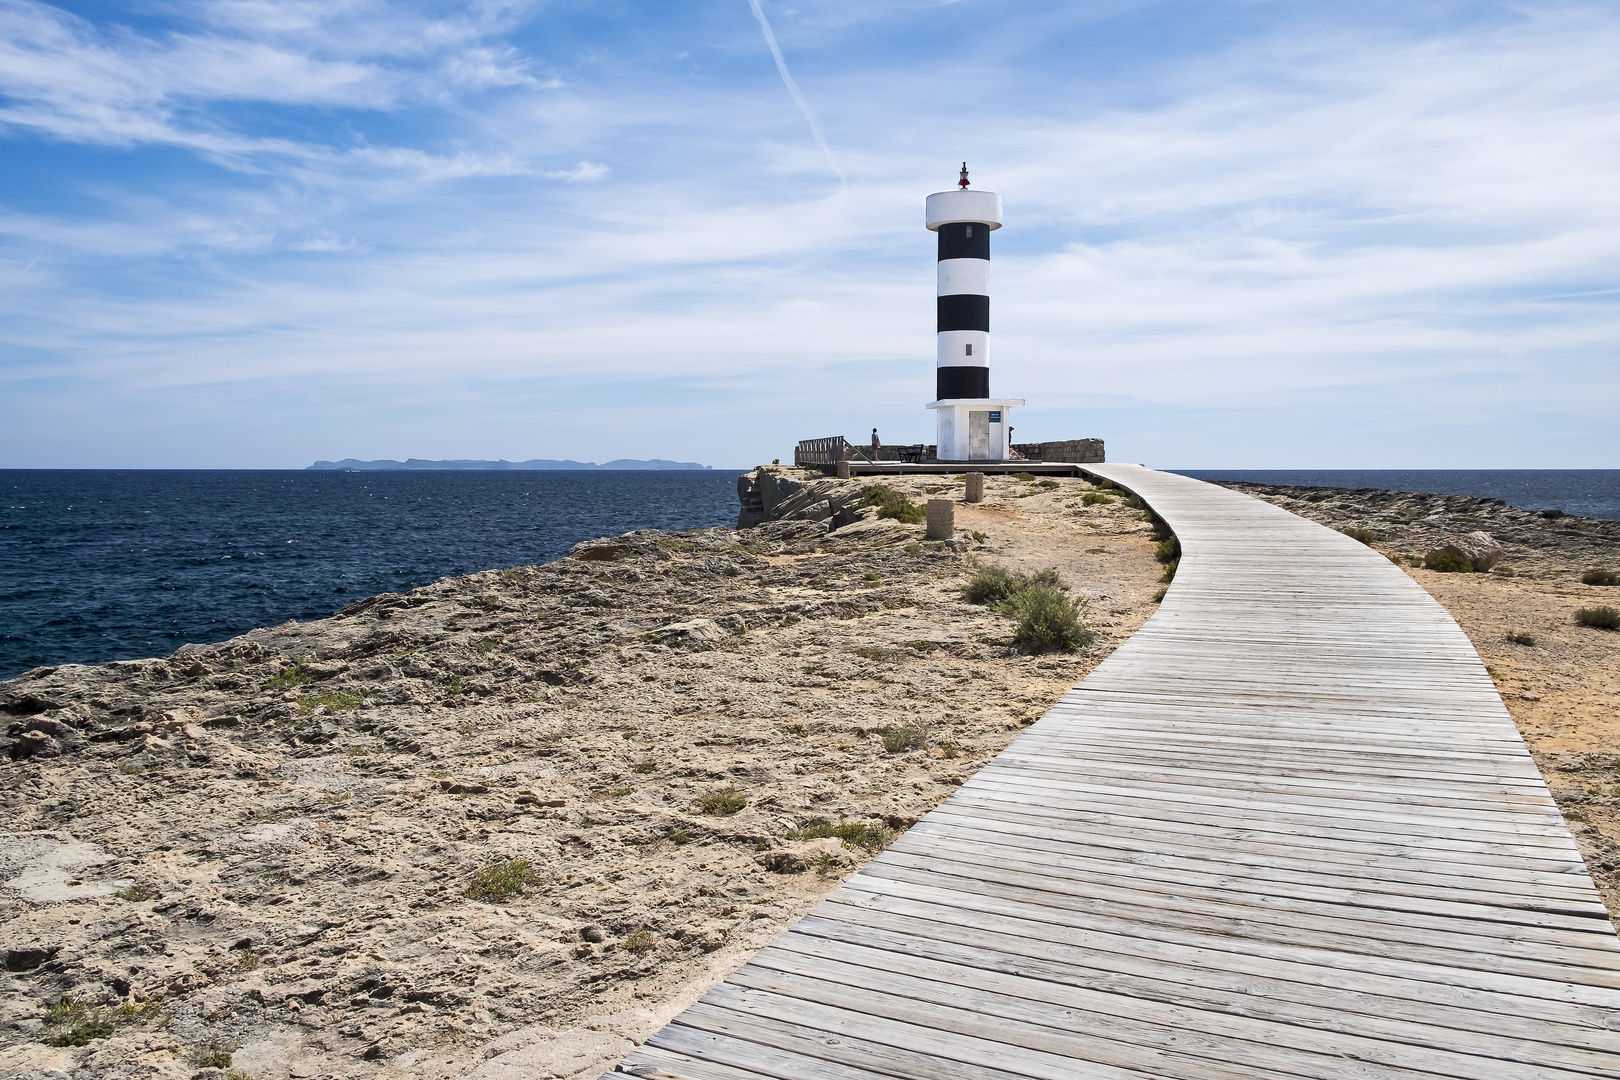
<box><xmin>545</xmin><ymin>160</ymin><xmax>609</xmax><ymax>182</ymax></box>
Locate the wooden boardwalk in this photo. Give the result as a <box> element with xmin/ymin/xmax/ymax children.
<box><xmin>615</xmin><ymin>465</ymin><xmax>1620</xmax><ymax>1079</ymax></box>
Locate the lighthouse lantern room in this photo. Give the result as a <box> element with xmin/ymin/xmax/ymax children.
<box><xmin>925</xmin><ymin>164</ymin><xmax>1023</xmax><ymax>462</ymax></box>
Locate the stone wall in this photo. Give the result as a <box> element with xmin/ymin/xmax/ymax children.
<box><xmin>1012</xmin><ymin>439</ymin><xmax>1105</xmax><ymax>464</ymax></box>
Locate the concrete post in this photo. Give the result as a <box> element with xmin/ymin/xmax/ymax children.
<box><xmin>925</xmin><ymin>498</ymin><xmax>955</xmax><ymax>541</ymax></box>
<box><xmin>964</xmin><ymin>472</ymin><xmax>984</xmax><ymax>503</ymax></box>
<box><xmin>836</xmin><ymin>460</ymin><xmax>850</xmax><ymax>479</ymax></box>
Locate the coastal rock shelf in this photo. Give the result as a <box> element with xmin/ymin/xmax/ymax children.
<box><xmin>617</xmin><ymin>465</ymin><xmax>1620</xmax><ymax>1079</ymax></box>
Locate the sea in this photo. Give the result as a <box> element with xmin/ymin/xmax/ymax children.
<box><xmin>0</xmin><ymin>470</ymin><xmax>744</xmax><ymax>680</ymax></box>
<box><xmin>3</xmin><ymin>467</ymin><xmax>1617</xmax><ymax>681</ymax></box>
<box><xmin>1173</xmin><ymin>469</ymin><xmax>1620</xmax><ymax>521</ymax></box>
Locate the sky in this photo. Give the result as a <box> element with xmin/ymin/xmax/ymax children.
<box><xmin>1</xmin><ymin>0</ymin><xmax>1617</xmax><ymax>470</ymax></box>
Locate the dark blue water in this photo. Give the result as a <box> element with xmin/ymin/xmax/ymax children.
<box><xmin>0</xmin><ymin>470</ymin><xmax>744</xmax><ymax>680</ymax></box>
<box><xmin>1174</xmin><ymin>470</ymin><xmax>1620</xmax><ymax>523</ymax></box>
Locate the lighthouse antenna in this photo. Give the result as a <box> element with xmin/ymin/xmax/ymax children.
<box><xmin>958</xmin><ymin>162</ymin><xmax>970</xmax><ymax>188</ymax></box>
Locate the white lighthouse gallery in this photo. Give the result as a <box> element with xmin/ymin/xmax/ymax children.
<box><xmin>925</xmin><ymin>166</ymin><xmax>1023</xmax><ymax>462</ymax></box>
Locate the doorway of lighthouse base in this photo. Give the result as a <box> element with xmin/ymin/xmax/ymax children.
<box><xmin>967</xmin><ymin>409</ymin><xmax>1004</xmax><ymax>460</ymax></box>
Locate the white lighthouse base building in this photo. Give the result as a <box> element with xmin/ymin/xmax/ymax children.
<box><xmin>927</xmin><ymin>397</ymin><xmax>1025</xmax><ymax>462</ymax></box>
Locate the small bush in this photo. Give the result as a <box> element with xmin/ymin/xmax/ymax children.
<box><xmin>854</xmin><ymin>645</ymin><xmax>898</xmax><ymax>662</ymax></box>
<box><xmin>1010</xmin><ymin>471</ymin><xmax>1037</xmax><ymax>481</ymax></box>
<box><xmin>295</xmin><ymin>692</ymin><xmax>362</xmax><ymax>716</ymax></box>
<box><xmin>464</xmin><ymin>858</ymin><xmax>537</xmax><ymax>903</ymax></box>
<box><xmin>1339</xmin><ymin>527</ymin><xmax>1384</xmax><ymax>545</ymax></box>
<box><xmin>699</xmin><ymin>788</ymin><xmax>748</xmax><ymax>815</ymax></box>
<box><xmin>970</xmin><ymin>530</ymin><xmax>987</xmax><ymax>543</ymax></box>
<box><xmin>623</xmin><ymin>929</ymin><xmax>656</xmax><ymax>954</ymax></box>
<box><xmin>1431</xmin><ymin>550</ymin><xmax>1473</xmax><ymax>573</ymax></box>
<box><xmin>881</xmin><ymin>724</ymin><xmax>928</xmax><ymax>754</ymax></box>
<box><xmin>999</xmin><ymin>585</ymin><xmax>1092</xmax><ymax>653</ymax></box>
<box><xmin>1576</xmin><ymin>606</ymin><xmax>1620</xmax><ymax>630</ymax></box>
<box><xmin>1506</xmin><ymin>632</ymin><xmax>1537</xmax><ymax>647</ymax></box>
<box><xmin>789</xmin><ymin>818</ymin><xmax>896</xmax><ymax>851</ymax></box>
<box><xmin>193</xmin><ymin>1046</ymin><xmax>234</xmax><ymax>1070</ymax></box>
<box><xmin>42</xmin><ymin>999</ymin><xmax>117</xmax><ymax>1048</ymax></box>
<box><xmin>963</xmin><ymin>565</ymin><xmax>1021</xmax><ymax>605</ymax></box>
<box><xmin>1152</xmin><ymin>586</ymin><xmax>1168</xmax><ymax>603</ymax></box>
<box><xmin>860</xmin><ymin>485</ymin><xmax>926</xmax><ymax>524</ymax></box>
<box><xmin>114</xmin><ymin>883</ymin><xmax>158</xmax><ymax>902</ymax></box>
<box><xmin>1160</xmin><ymin>559</ymin><xmax>1178</xmax><ymax>585</ymax></box>
<box><xmin>263</xmin><ymin>663</ymin><xmax>311</xmax><ymax>690</ymax></box>
<box><xmin>1155</xmin><ymin>537</ymin><xmax>1180</xmax><ymax>564</ymax></box>
<box><xmin>632</xmin><ymin>761</ymin><xmax>656</xmax><ymax>773</ymax></box>
<box><xmin>906</xmin><ymin>640</ymin><xmax>938</xmax><ymax>654</ymax></box>
<box><xmin>1080</xmin><ymin>491</ymin><xmax>1113</xmax><ymax>506</ymax></box>
<box><xmin>668</xmin><ymin>828</ymin><xmax>691</xmax><ymax>845</ymax></box>
<box><xmin>962</xmin><ymin>565</ymin><xmax>1063</xmax><ymax>606</ymax></box>
<box><xmin>1582</xmin><ymin>569</ymin><xmax>1620</xmax><ymax>586</ymax></box>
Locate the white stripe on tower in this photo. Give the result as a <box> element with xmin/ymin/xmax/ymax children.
<box><xmin>925</xmin><ymin>164</ymin><xmax>1002</xmax><ymax>401</ymax></box>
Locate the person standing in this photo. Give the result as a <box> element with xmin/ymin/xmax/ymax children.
<box><xmin>870</xmin><ymin>428</ymin><xmax>882</xmax><ymax>458</ymax></box>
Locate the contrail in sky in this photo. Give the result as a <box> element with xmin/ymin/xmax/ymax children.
<box><xmin>747</xmin><ymin>0</ymin><xmax>844</xmax><ymax>182</ymax></box>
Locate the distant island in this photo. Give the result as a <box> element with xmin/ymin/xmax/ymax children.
<box><xmin>306</xmin><ymin>457</ymin><xmax>712</xmax><ymax>471</ymax></box>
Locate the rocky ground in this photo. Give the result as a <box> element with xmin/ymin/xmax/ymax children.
<box><xmin>0</xmin><ymin>472</ymin><xmax>1164</xmax><ymax>1080</ymax></box>
<box><xmin>1218</xmin><ymin>482</ymin><xmax>1620</xmax><ymax>915</ymax></box>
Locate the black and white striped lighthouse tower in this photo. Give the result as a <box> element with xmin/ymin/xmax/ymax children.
<box><xmin>926</xmin><ymin>164</ymin><xmax>1023</xmax><ymax>461</ymax></box>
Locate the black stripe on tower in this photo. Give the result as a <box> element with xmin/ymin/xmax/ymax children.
<box><xmin>937</xmin><ymin>366</ymin><xmax>989</xmax><ymax>400</ymax></box>
<box><xmin>937</xmin><ymin>222</ymin><xmax>991</xmax><ymax>261</ymax></box>
<box><xmin>937</xmin><ymin>294</ymin><xmax>989</xmax><ymax>332</ymax></box>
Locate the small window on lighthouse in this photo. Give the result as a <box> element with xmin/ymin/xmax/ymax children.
<box><xmin>965</xmin><ymin>344</ymin><xmax>973</xmax><ymax>356</ymax></box>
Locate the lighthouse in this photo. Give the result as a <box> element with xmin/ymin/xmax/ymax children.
<box><xmin>926</xmin><ymin>164</ymin><xmax>1024</xmax><ymax>461</ymax></box>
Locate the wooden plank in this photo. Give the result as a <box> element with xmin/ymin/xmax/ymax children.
<box><xmin>611</xmin><ymin>464</ymin><xmax>1620</xmax><ymax>1078</ymax></box>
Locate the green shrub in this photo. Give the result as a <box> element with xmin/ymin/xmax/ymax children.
<box><xmin>1506</xmin><ymin>631</ymin><xmax>1537</xmax><ymax>647</ymax></box>
<box><xmin>1154</xmin><ymin>537</ymin><xmax>1180</xmax><ymax>564</ymax></box>
<box><xmin>1431</xmin><ymin>550</ymin><xmax>1473</xmax><ymax>573</ymax></box>
<box><xmin>192</xmin><ymin>1046</ymin><xmax>234</xmax><ymax>1069</ymax></box>
<box><xmin>1582</xmin><ymin>569</ymin><xmax>1620</xmax><ymax>586</ymax></box>
<box><xmin>295</xmin><ymin>692</ymin><xmax>362</xmax><ymax>716</ymax></box>
<box><xmin>1080</xmin><ymin>491</ymin><xmax>1112</xmax><ymax>506</ymax></box>
<box><xmin>42</xmin><ymin>999</ymin><xmax>118</xmax><ymax>1048</ymax></box>
<box><xmin>859</xmin><ymin>485</ymin><xmax>925</xmax><ymax>524</ymax></box>
<box><xmin>1576</xmin><ymin>606</ymin><xmax>1620</xmax><ymax>630</ymax></box>
<box><xmin>1010</xmin><ymin>472</ymin><xmax>1037</xmax><ymax>481</ymax></box>
<box><xmin>963</xmin><ymin>566</ymin><xmax>1020</xmax><ymax>605</ymax></box>
<box><xmin>263</xmin><ymin>663</ymin><xmax>311</xmax><ymax>690</ymax></box>
<box><xmin>854</xmin><ymin>645</ymin><xmax>898</xmax><ymax>662</ymax></box>
<box><xmin>114</xmin><ymin>883</ymin><xmax>159</xmax><ymax>902</ymax></box>
<box><xmin>962</xmin><ymin>565</ymin><xmax>1062</xmax><ymax>606</ymax></box>
<box><xmin>699</xmin><ymin>788</ymin><xmax>748</xmax><ymax>815</ymax></box>
<box><xmin>1339</xmin><ymin>527</ymin><xmax>1384</xmax><ymax>545</ymax></box>
<box><xmin>881</xmin><ymin>724</ymin><xmax>928</xmax><ymax>754</ymax></box>
<box><xmin>999</xmin><ymin>585</ymin><xmax>1092</xmax><ymax>653</ymax></box>
<box><xmin>1152</xmin><ymin>586</ymin><xmax>1168</xmax><ymax>603</ymax></box>
<box><xmin>788</xmin><ymin>818</ymin><xmax>896</xmax><ymax>851</ymax></box>
<box><xmin>1160</xmin><ymin>559</ymin><xmax>1178</xmax><ymax>585</ymax></box>
<box><xmin>464</xmin><ymin>858</ymin><xmax>537</xmax><ymax>903</ymax></box>
<box><xmin>623</xmin><ymin>929</ymin><xmax>656</xmax><ymax>954</ymax></box>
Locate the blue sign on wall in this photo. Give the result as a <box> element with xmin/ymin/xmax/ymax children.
<box><xmin>988</xmin><ymin>411</ymin><xmax>1002</xmax><ymax>423</ymax></box>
